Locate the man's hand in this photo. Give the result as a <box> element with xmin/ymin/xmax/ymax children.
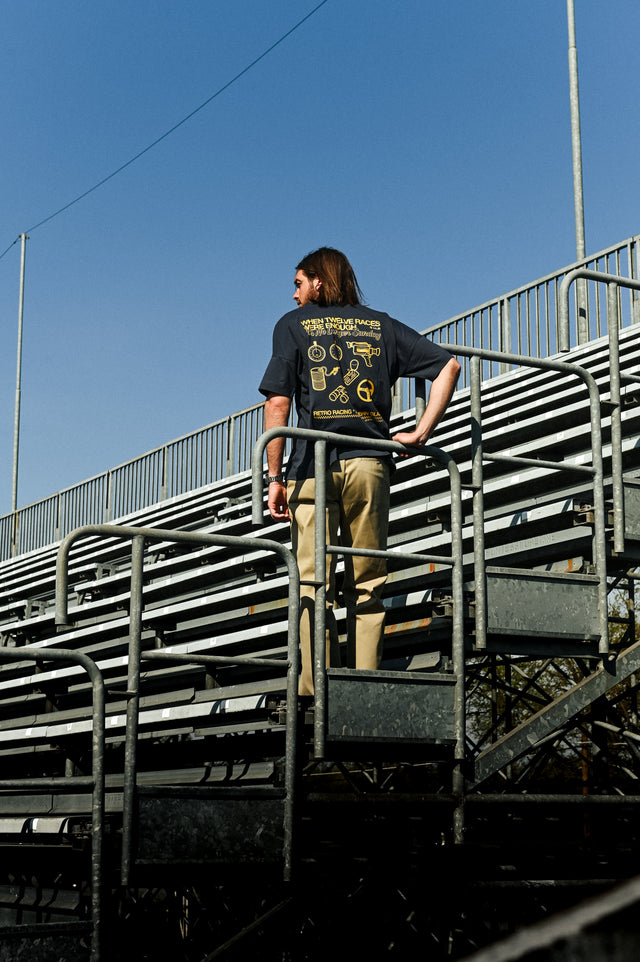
<box><xmin>391</xmin><ymin>428</ymin><xmax>423</xmax><ymax>449</ymax></box>
<box><xmin>391</xmin><ymin>356</ymin><xmax>460</xmax><ymax>454</ymax></box>
<box><xmin>391</xmin><ymin>426</ymin><xmax>425</xmax><ymax>459</ymax></box>
<box><xmin>268</xmin><ymin>480</ymin><xmax>289</xmax><ymax>521</ymax></box>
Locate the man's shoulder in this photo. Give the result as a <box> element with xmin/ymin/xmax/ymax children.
<box><xmin>274</xmin><ymin>307</ymin><xmax>301</xmax><ymax>327</ymax></box>
<box><xmin>274</xmin><ymin>304</ymin><xmax>404</xmax><ymax>335</ymax></box>
<box><xmin>278</xmin><ymin>304</ymin><xmax>393</xmax><ymax>319</ymax></box>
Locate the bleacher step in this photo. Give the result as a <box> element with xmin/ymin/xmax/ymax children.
<box><xmin>325</xmin><ymin>667</ymin><xmax>457</xmax><ymax>751</ymax></box>
<box><xmin>135</xmin><ymin>784</ymin><xmax>286</xmax><ymax>867</ymax></box>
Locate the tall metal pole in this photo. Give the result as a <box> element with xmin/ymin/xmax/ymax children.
<box><xmin>12</xmin><ymin>233</ymin><xmax>28</xmax><ymax>512</ymax></box>
<box><xmin>567</xmin><ymin>0</ymin><xmax>585</xmax><ymax>261</ymax></box>
<box><xmin>567</xmin><ymin>0</ymin><xmax>589</xmax><ymax>344</ymax></box>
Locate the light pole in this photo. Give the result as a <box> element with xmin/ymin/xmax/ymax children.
<box><xmin>566</xmin><ymin>0</ymin><xmax>588</xmax><ymax>343</ymax></box>
<box><xmin>12</xmin><ymin>233</ymin><xmax>28</xmax><ymax>513</ymax></box>
<box><xmin>567</xmin><ymin>0</ymin><xmax>586</xmax><ymax>261</ymax></box>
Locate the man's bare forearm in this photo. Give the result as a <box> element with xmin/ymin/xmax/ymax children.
<box><xmin>264</xmin><ymin>394</ymin><xmax>292</xmax><ymax>475</ymax></box>
<box><xmin>392</xmin><ymin>356</ymin><xmax>461</xmax><ymax>446</ymax></box>
<box><xmin>263</xmin><ymin>394</ymin><xmax>292</xmax><ymax>520</ymax></box>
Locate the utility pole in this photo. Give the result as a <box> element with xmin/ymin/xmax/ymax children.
<box><xmin>12</xmin><ymin>233</ymin><xmax>28</xmax><ymax>513</ymax></box>
<box><xmin>567</xmin><ymin>0</ymin><xmax>588</xmax><ymax>342</ymax></box>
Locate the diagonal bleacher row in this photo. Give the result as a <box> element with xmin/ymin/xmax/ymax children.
<box><xmin>0</xmin><ymin>326</ymin><xmax>637</xmax><ymax>810</ymax></box>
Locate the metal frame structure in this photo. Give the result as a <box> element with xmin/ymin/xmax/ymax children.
<box><xmin>1</xmin><ymin>236</ymin><xmax>639</xmax><ymax>561</ymax></box>
<box><xmin>0</xmin><ymin>256</ymin><xmax>636</xmax><ymax>956</ymax></box>
<box><xmin>0</xmin><ymin>646</ymin><xmax>104</xmax><ymax>961</ymax></box>
<box><xmin>424</xmin><ymin>236</ymin><xmax>640</xmax><ymax>385</ymax></box>
<box><xmin>252</xmin><ymin>428</ymin><xmax>466</xmax><ymax>836</ymax></box>
<box><xmin>454</xmin><ymin>343</ymin><xmax>609</xmax><ymax>653</ymax></box>
<box><xmin>52</xmin><ymin>523</ymin><xmax>299</xmax><ymax>960</ymax></box>
<box><xmin>245</xmin><ymin>316</ymin><xmax>623</xmax><ymax>845</ymax></box>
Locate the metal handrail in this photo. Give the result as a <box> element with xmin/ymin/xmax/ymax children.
<box><xmin>424</xmin><ymin>234</ymin><xmax>640</xmax><ymax>387</ymax></box>
<box><xmin>558</xmin><ymin>267</ymin><xmax>640</xmax><ymax>350</ymax></box>
<box><xmin>251</xmin><ymin>427</ymin><xmax>466</xmax><ymax>840</ymax></box>
<box><xmin>447</xmin><ymin>343</ymin><xmax>609</xmax><ymax>655</ymax></box>
<box><xmin>558</xmin><ymin>269</ymin><xmax>640</xmax><ymax>554</ymax></box>
<box><xmin>0</xmin><ymin>646</ymin><xmax>105</xmax><ymax>962</ymax></box>
<box><xmin>5</xmin><ymin>324</ymin><xmax>624</xmax><ymax>903</ymax></box>
<box><xmin>2</xmin><ymin>234</ymin><xmax>639</xmax><ymax>561</ymax></box>
<box><xmin>55</xmin><ymin>523</ymin><xmax>300</xmax><ymax>884</ymax></box>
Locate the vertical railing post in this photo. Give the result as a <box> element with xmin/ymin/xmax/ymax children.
<box><xmin>391</xmin><ymin>381</ymin><xmax>402</xmax><ymax>417</ymax></box>
<box><xmin>470</xmin><ymin>356</ymin><xmax>487</xmax><ymax>650</ymax></box>
<box><xmin>608</xmin><ymin>282</ymin><xmax>625</xmax><ymax>554</ymax></box>
<box><xmin>87</xmin><ymin>653</ymin><xmax>106</xmax><ymax>962</ymax></box>
<box><xmin>160</xmin><ymin>444</ymin><xmax>169</xmax><ymax>502</ymax></box>
<box><xmin>226</xmin><ymin>416</ymin><xmax>236</xmax><ymax>477</ymax></box>
<box><xmin>10</xmin><ymin>509</ymin><xmax>18</xmax><ymax>559</ymax></box>
<box><xmin>121</xmin><ymin>534</ymin><xmax>145</xmax><ymax>885</ymax></box>
<box><xmin>4</xmin><ymin>625</ymin><xmax>107</xmax><ymax>962</ymax></box>
<box><xmin>280</xmin><ymin>548</ymin><xmax>301</xmax><ymax>883</ymax></box>
<box><xmin>499</xmin><ymin>297</ymin><xmax>511</xmax><ymax>374</ymax></box>
<box><xmin>576</xmin><ymin>274</ymin><xmax>589</xmax><ymax>344</ymax></box>
<box><xmin>313</xmin><ymin>438</ymin><xmax>328</xmax><ymax>759</ymax></box>
<box><xmin>583</xmin><ymin>373</ymin><xmax>610</xmax><ymax>656</ymax></box>
<box><xmin>448</xmin><ymin>455</ymin><xmax>466</xmax><ymax>845</ymax></box>
<box><xmin>54</xmin><ymin>491</ymin><xmax>62</xmax><ymax>544</ymax></box>
<box><xmin>105</xmin><ymin>471</ymin><xmax>113</xmax><ymax>524</ymax></box>
<box><xmin>415</xmin><ymin>379</ymin><xmax>426</xmax><ymax>425</ymax></box>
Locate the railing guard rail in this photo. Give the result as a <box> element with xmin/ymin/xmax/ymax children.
<box><xmin>251</xmin><ymin>428</ymin><xmax>466</xmax><ymax>838</ymax></box>
<box><xmin>0</xmin><ymin>646</ymin><xmax>105</xmax><ymax>962</ymax></box>
<box><xmin>559</xmin><ymin>269</ymin><xmax>640</xmax><ymax>554</ymax></box>
<box><xmin>55</xmin><ymin>523</ymin><xmax>300</xmax><ymax>883</ymax></box>
<box><xmin>446</xmin><ymin>343</ymin><xmax>609</xmax><ymax>654</ymax></box>
<box><xmin>558</xmin><ymin>268</ymin><xmax>640</xmax><ymax>350</ymax></box>
<box><xmin>3</xmin><ymin>235</ymin><xmax>640</xmax><ymax>562</ymax></box>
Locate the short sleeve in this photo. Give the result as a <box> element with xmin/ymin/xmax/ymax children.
<box><xmin>391</xmin><ymin>319</ymin><xmax>453</xmax><ymax>382</ymax></box>
<box><xmin>258</xmin><ymin>316</ymin><xmax>298</xmax><ymax>398</ymax></box>
<box><xmin>258</xmin><ymin>354</ymin><xmax>296</xmax><ymax>398</ymax></box>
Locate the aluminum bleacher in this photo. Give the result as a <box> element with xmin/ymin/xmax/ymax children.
<box><xmin>0</xmin><ymin>282</ymin><xmax>637</xmax><ymax>958</ymax></box>
<box><xmin>0</xmin><ymin>328</ymin><xmax>634</xmax><ymax>766</ymax></box>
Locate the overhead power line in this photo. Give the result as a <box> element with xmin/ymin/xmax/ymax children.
<box><xmin>0</xmin><ymin>0</ymin><xmax>330</xmax><ymax>261</ymax></box>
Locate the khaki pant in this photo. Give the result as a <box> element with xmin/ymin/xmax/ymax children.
<box><xmin>288</xmin><ymin>458</ymin><xmax>391</xmax><ymax>696</ymax></box>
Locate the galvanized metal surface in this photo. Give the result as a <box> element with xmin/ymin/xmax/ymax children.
<box><xmin>471</xmin><ymin>635</ymin><xmax>640</xmax><ymax>788</ymax></box>
<box><xmin>622</xmin><ymin>479</ymin><xmax>640</xmax><ymax>541</ymax></box>
<box><xmin>482</xmin><ymin>566</ymin><xmax>600</xmax><ymax>641</ymax></box>
<box><xmin>426</xmin><ymin>235</ymin><xmax>640</xmax><ymax>386</ymax></box>
<box><xmin>0</xmin><ymin>646</ymin><xmax>105</xmax><ymax>962</ymax></box>
<box><xmin>252</xmin><ymin>424</ymin><xmax>467</xmax><ymax>837</ymax></box>
<box><xmin>55</xmin><ymin>522</ymin><xmax>300</xmax><ymax>885</ymax></box>
<box><xmin>448</xmin><ymin>341</ymin><xmax>610</xmax><ymax>657</ymax></box>
<box><xmin>11</xmin><ymin>234</ymin><xmax>27</xmax><ymax>515</ymax></box>
<box><xmin>1</xmin><ymin>234</ymin><xmax>639</xmax><ymax>560</ymax></box>
<box><xmin>325</xmin><ymin>667</ymin><xmax>456</xmax><ymax>745</ymax></box>
<box><xmin>557</xmin><ymin>267</ymin><xmax>640</xmax><ymax>351</ymax></box>
<box><xmin>567</xmin><ymin>0</ymin><xmax>586</xmax><ymax>265</ymax></box>
<box><xmin>136</xmin><ymin>790</ymin><xmax>285</xmax><ymax>863</ymax></box>
<box><xmin>0</xmin><ymin>271</ymin><xmax>635</xmax><ymax>956</ymax></box>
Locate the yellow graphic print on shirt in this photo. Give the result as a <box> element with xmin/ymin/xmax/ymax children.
<box><xmin>302</xmin><ymin>315</ymin><xmax>383</xmax><ymax>425</ymax></box>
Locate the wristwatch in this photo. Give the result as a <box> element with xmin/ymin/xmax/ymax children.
<box><xmin>267</xmin><ymin>475</ymin><xmax>284</xmax><ymax>484</ymax></box>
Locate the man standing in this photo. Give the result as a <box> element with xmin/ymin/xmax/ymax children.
<box><xmin>259</xmin><ymin>248</ymin><xmax>460</xmax><ymax>696</ymax></box>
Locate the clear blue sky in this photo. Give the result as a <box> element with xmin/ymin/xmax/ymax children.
<box><xmin>1</xmin><ymin>0</ymin><xmax>638</xmax><ymax>512</ymax></box>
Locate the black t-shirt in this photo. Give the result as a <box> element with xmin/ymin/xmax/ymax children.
<box><xmin>259</xmin><ymin>304</ymin><xmax>453</xmax><ymax>479</ymax></box>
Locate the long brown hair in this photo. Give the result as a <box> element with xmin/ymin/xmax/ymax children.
<box><xmin>296</xmin><ymin>247</ymin><xmax>364</xmax><ymax>306</ymax></box>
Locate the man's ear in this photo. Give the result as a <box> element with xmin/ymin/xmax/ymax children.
<box><xmin>312</xmin><ymin>276</ymin><xmax>322</xmax><ymax>293</ymax></box>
